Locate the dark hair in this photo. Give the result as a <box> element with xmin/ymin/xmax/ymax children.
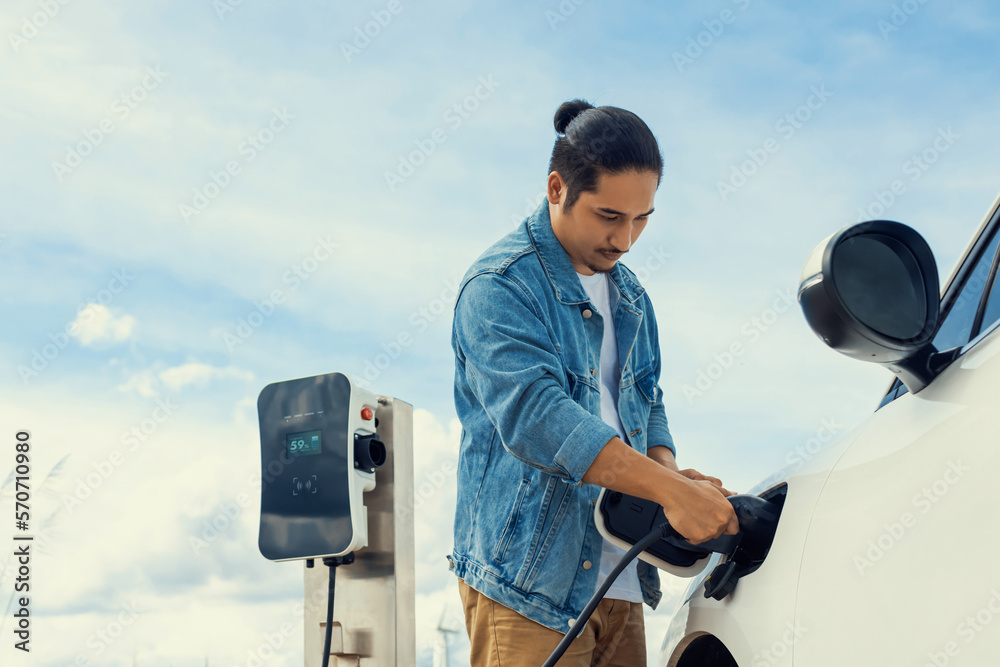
<box><xmin>547</xmin><ymin>98</ymin><xmax>663</xmax><ymax>212</ymax></box>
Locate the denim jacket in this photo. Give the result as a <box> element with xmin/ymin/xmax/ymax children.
<box><xmin>447</xmin><ymin>197</ymin><xmax>677</xmax><ymax>633</ymax></box>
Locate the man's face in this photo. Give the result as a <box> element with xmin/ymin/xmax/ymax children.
<box><xmin>547</xmin><ymin>169</ymin><xmax>658</xmax><ymax>276</ymax></box>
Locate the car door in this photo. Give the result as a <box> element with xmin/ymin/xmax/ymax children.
<box><xmin>793</xmin><ymin>206</ymin><xmax>1000</xmax><ymax>665</ymax></box>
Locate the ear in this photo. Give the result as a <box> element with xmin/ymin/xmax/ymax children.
<box><xmin>547</xmin><ymin>171</ymin><xmax>566</xmax><ymax>206</ymax></box>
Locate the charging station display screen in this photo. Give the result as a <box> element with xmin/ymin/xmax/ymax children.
<box><xmin>286</xmin><ymin>430</ymin><xmax>322</xmax><ymax>457</ymax></box>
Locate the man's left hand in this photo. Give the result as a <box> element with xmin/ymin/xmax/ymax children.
<box><xmin>647</xmin><ymin>445</ymin><xmax>735</xmax><ymax>496</ymax></box>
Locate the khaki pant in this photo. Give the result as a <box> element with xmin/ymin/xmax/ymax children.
<box><xmin>458</xmin><ymin>578</ymin><xmax>646</xmax><ymax>667</ymax></box>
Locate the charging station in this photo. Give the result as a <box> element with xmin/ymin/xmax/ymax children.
<box><xmin>257</xmin><ymin>371</ymin><xmax>415</xmax><ymax>667</ymax></box>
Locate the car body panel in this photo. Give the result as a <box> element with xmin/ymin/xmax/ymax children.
<box><xmin>794</xmin><ymin>323</ymin><xmax>1000</xmax><ymax>664</ymax></box>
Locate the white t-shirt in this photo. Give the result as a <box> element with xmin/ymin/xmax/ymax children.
<box><xmin>576</xmin><ymin>269</ymin><xmax>644</xmax><ymax>603</ymax></box>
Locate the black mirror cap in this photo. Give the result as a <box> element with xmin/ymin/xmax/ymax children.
<box><xmin>798</xmin><ymin>220</ymin><xmax>940</xmax><ymax>365</ymax></box>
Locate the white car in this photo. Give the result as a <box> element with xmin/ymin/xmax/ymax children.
<box><xmin>657</xmin><ymin>192</ymin><xmax>1000</xmax><ymax>666</ymax></box>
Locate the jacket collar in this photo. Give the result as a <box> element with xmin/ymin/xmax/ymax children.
<box><xmin>526</xmin><ymin>197</ymin><xmax>646</xmax><ymax>305</ymax></box>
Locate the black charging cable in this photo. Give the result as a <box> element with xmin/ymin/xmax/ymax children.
<box><xmin>541</xmin><ymin>522</ymin><xmax>675</xmax><ymax>667</ymax></box>
<box><xmin>309</xmin><ymin>553</ymin><xmax>355</xmax><ymax>667</ymax></box>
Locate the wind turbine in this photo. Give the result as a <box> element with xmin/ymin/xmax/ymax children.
<box><xmin>433</xmin><ymin>603</ymin><xmax>463</xmax><ymax>667</ymax></box>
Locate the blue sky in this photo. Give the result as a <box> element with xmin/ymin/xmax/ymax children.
<box><xmin>1</xmin><ymin>0</ymin><xmax>999</xmax><ymax>664</ymax></box>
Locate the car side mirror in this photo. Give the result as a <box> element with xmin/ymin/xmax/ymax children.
<box><xmin>798</xmin><ymin>220</ymin><xmax>951</xmax><ymax>393</ymax></box>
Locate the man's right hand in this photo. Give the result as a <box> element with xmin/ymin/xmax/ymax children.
<box><xmin>660</xmin><ymin>476</ymin><xmax>739</xmax><ymax>545</ymax></box>
<box><xmin>581</xmin><ymin>436</ymin><xmax>740</xmax><ymax>546</ymax></box>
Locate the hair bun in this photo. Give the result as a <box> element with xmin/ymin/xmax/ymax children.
<box><xmin>553</xmin><ymin>99</ymin><xmax>595</xmax><ymax>134</ymax></box>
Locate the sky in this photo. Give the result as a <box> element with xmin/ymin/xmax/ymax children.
<box><xmin>1</xmin><ymin>0</ymin><xmax>999</xmax><ymax>665</ymax></box>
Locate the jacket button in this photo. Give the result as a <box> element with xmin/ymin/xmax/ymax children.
<box><xmin>568</xmin><ymin>618</ymin><xmax>576</xmax><ymax>627</ymax></box>
<box><xmin>582</xmin><ymin>560</ymin><xmax>592</xmax><ymax>570</ymax></box>
<box><xmin>582</xmin><ymin>309</ymin><xmax>592</xmax><ymax>318</ymax></box>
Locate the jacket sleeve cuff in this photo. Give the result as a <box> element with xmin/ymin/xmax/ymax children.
<box><xmin>553</xmin><ymin>414</ymin><xmax>620</xmax><ymax>486</ymax></box>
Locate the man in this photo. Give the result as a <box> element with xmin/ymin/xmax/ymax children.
<box><xmin>447</xmin><ymin>99</ymin><xmax>738</xmax><ymax>666</ymax></box>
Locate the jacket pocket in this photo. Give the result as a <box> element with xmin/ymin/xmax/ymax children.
<box><xmin>520</xmin><ymin>478</ymin><xmax>573</xmax><ymax>592</ymax></box>
<box><xmin>492</xmin><ymin>477</ymin><xmax>530</xmax><ymax>563</ymax></box>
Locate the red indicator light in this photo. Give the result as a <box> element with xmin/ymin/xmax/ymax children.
<box><xmin>361</xmin><ymin>407</ymin><xmax>374</xmax><ymax>421</ymax></box>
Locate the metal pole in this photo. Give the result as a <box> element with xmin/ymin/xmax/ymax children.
<box><xmin>304</xmin><ymin>396</ymin><xmax>415</xmax><ymax>666</ymax></box>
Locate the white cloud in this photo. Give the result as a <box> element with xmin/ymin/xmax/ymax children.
<box><xmin>117</xmin><ymin>362</ymin><xmax>255</xmax><ymax>397</ymax></box>
<box><xmin>70</xmin><ymin>303</ymin><xmax>136</xmax><ymax>346</ymax></box>
<box><xmin>158</xmin><ymin>362</ymin><xmax>254</xmax><ymax>392</ymax></box>
<box><xmin>116</xmin><ymin>369</ymin><xmax>159</xmax><ymax>398</ymax></box>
